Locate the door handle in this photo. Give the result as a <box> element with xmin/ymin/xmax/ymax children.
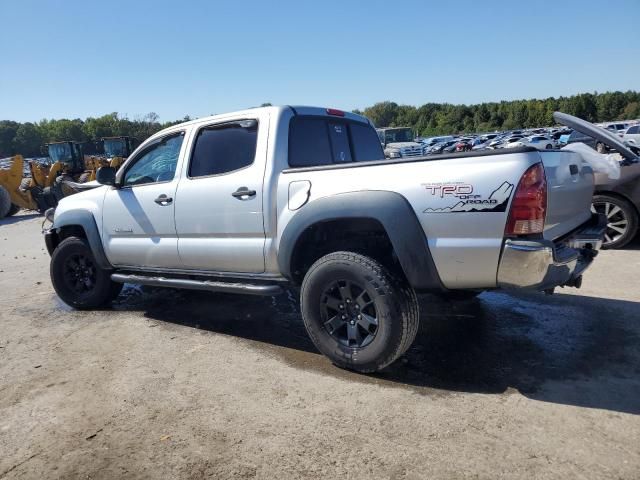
<box><xmin>232</xmin><ymin>187</ymin><xmax>256</xmax><ymax>199</ymax></box>
<box><xmin>154</xmin><ymin>194</ymin><xmax>173</xmax><ymax>205</ymax></box>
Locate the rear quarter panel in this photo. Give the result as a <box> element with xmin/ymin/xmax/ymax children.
<box><xmin>277</xmin><ymin>151</ymin><xmax>542</xmax><ymax>289</ymax></box>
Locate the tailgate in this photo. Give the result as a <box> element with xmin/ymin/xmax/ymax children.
<box><xmin>540</xmin><ymin>151</ymin><xmax>594</xmax><ymax>240</ymax></box>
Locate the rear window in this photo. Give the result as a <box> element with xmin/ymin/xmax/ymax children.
<box><xmin>628</xmin><ymin>126</ymin><xmax>639</xmax><ymax>134</ymax></box>
<box><xmin>328</xmin><ymin>122</ymin><xmax>352</xmax><ymax>163</ymax></box>
<box><xmin>289</xmin><ymin>116</ymin><xmax>384</xmax><ymax>167</ymax></box>
<box><xmin>350</xmin><ymin>123</ymin><xmax>386</xmax><ymax>161</ymax></box>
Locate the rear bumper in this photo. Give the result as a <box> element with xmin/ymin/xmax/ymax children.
<box><xmin>497</xmin><ymin>213</ymin><xmax>606</xmax><ymax>290</ymax></box>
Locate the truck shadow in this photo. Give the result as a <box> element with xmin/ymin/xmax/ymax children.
<box><xmin>116</xmin><ymin>286</ymin><xmax>640</xmax><ymax>415</ymax></box>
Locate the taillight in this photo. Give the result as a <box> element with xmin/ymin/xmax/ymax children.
<box><xmin>326</xmin><ymin>108</ymin><xmax>345</xmax><ymax>117</ymax></box>
<box><xmin>505</xmin><ymin>163</ymin><xmax>547</xmax><ymax>236</ymax></box>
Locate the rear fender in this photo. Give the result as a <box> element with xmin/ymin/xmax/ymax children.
<box><xmin>278</xmin><ymin>191</ymin><xmax>443</xmax><ymax>291</ymax></box>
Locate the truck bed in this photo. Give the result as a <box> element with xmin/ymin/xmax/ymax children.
<box><xmin>278</xmin><ymin>146</ymin><xmax>593</xmax><ymax>289</ymax></box>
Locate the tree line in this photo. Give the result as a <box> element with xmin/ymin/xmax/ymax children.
<box><xmin>1</xmin><ymin>91</ymin><xmax>639</xmax><ymax>157</ymax></box>
<box><xmin>0</xmin><ymin>112</ymin><xmax>188</xmax><ymax>158</ymax></box>
<box><xmin>357</xmin><ymin>90</ymin><xmax>640</xmax><ymax>136</ymax></box>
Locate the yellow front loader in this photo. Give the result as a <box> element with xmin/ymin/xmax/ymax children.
<box><xmin>0</xmin><ymin>137</ymin><xmax>135</xmax><ymax>219</ymax></box>
<box><xmin>0</xmin><ymin>155</ymin><xmax>64</xmax><ymax>218</ymax></box>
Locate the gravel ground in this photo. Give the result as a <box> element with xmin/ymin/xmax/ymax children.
<box><xmin>1</xmin><ymin>212</ymin><xmax>639</xmax><ymax>479</ymax></box>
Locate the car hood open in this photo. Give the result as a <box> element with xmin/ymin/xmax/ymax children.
<box><xmin>553</xmin><ymin>111</ymin><xmax>638</xmax><ymax>162</ymax></box>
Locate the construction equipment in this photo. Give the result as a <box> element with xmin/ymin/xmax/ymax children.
<box><xmin>84</xmin><ymin>136</ymin><xmax>136</xmax><ymax>179</ymax></box>
<box><xmin>0</xmin><ymin>155</ymin><xmax>59</xmax><ymax>218</ymax></box>
<box><xmin>1</xmin><ymin>141</ymin><xmax>91</xmax><ymax>218</ymax></box>
<box><xmin>0</xmin><ymin>137</ymin><xmax>136</xmax><ymax>219</ymax></box>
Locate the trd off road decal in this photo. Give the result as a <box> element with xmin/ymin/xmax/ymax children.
<box><xmin>422</xmin><ymin>181</ymin><xmax>514</xmax><ymax>213</ymax></box>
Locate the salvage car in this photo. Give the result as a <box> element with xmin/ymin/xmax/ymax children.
<box><xmin>507</xmin><ymin>135</ymin><xmax>555</xmax><ymax>151</ymax></box>
<box><xmin>44</xmin><ymin>107</ymin><xmax>624</xmax><ymax>373</ymax></box>
<box><xmin>622</xmin><ymin>125</ymin><xmax>640</xmax><ymax>145</ymax></box>
<box><xmin>589</xmin><ymin>144</ymin><xmax>640</xmax><ymax>248</ymax></box>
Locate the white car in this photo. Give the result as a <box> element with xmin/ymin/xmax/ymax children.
<box><xmin>506</xmin><ymin>135</ymin><xmax>555</xmax><ymax>150</ymax></box>
<box><xmin>604</xmin><ymin>123</ymin><xmax>630</xmax><ymax>137</ymax></box>
<box><xmin>498</xmin><ymin>136</ymin><xmax>527</xmax><ymax>148</ymax></box>
<box><xmin>622</xmin><ymin>125</ymin><xmax>640</xmax><ymax>145</ymax></box>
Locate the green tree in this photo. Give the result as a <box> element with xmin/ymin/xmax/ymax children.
<box><xmin>362</xmin><ymin>102</ymin><xmax>399</xmax><ymax>127</ymax></box>
<box><xmin>0</xmin><ymin>120</ymin><xmax>20</xmax><ymax>156</ymax></box>
<box><xmin>621</xmin><ymin>101</ymin><xmax>640</xmax><ymax>120</ymax></box>
<box><xmin>13</xmin><ymin>122</ymin><xmax>43</xmax><ymax>157</ymax></box>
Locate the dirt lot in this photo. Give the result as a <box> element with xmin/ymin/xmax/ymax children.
<box><xmin>0</xmin><ymin>212</ymin><xmax>639</xmax><ymax>479</ymax></box>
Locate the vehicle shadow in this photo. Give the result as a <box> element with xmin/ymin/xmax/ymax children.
<box><xmin>115</xmin><ymin>286</ymin><xmax>640</xmax><ymax>415</ymax></box>
<box><xmin>0</xmin><ymin>212</ymin><xmax>41</xmax><ymax>226</ymax></box>
<box><xmin>624</xmin><ymin>236</ymin><xmax>640</xmax><ymax>251</ymax></box>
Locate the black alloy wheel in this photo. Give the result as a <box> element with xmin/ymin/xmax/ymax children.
<box><xmin>320</xmin><ymin>279</ymin><xmax>378</xmax><ymax>348</ymax></box>
<box><xmin>63</xmin><ymin>253</ymin><xmax>97</xmax><ymax>295</ymax></box>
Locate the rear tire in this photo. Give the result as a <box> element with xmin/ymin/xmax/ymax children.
<box><xmin>0</xmin><ymin>186</ymin><xmax>11</xmax><ymax>219</ymax></box>
<box><xmin>592</xmin><ymin>194</ymin><xmax>638</xmax><ymax>249</ymax></box>
<box><xmin>300</xmin><ymin>251</ymin><xmax>419</xmax><ymax>373</ymax></box>
<box><xmin>50</xmin><ymin>237</ymin><xmax>122</xmax><ymax>309</ymax></box>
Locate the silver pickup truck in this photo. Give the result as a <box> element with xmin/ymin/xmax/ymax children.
<box><xmin>44</xmin><ymin>107</ymin><xmax>623</xmax><ymax>373</ymax></box>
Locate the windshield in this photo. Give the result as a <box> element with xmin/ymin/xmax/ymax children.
<box><xmin>48</xmin><ymin>143</ymin><xmax>73</xmax><ymax>163</ymax></box>
<box><xmin>104</xmin><ymin>139</ymin><xmax>127</xmax><ymax>157</ymax></box>
<box><xmin>384</xmin><ymin>128</ymin><xmax>414</xmax><ymax>143</ymax></box>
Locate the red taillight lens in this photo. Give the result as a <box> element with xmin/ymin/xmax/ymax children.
<box><xmin>326</xmin><ymin>108</ymin><xmax>345</xmax><ymax>117</ymax></box>
<box><xmin>505</xmin><ymin>163</ymin><xmax>547</xmax><ymax>235</ymax></box>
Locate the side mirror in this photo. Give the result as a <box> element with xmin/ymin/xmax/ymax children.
<box><xmin>96</xmin><ymin>166</ymin><xmax>117</xmax><ymax>186</ymax></box>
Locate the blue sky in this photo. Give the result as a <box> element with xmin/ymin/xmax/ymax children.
<box><xmin>1</xmin><ymin>0</ymin><xmax>638</xmax><ymax>122</ymax></box>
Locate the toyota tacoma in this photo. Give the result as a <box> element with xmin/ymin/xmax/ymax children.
<box><xmin>44</xmin><ymin>107</ymin><xmax>626</xmax><ymax>372</ymax></box>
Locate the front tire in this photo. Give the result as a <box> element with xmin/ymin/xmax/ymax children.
<box><xmin>300</xmin><ymin>252</ymin><xmax>419</xmax><ymax>373</ymax></box>
<box><xmin>592</xmin><ymin>194</ymin><xmax>638</xmax><ymax>249</ymax></box>
<box><xmin>50</xmin><ymin>237</ymin><xmax>122</xmax><ymax>309</ymax></box>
